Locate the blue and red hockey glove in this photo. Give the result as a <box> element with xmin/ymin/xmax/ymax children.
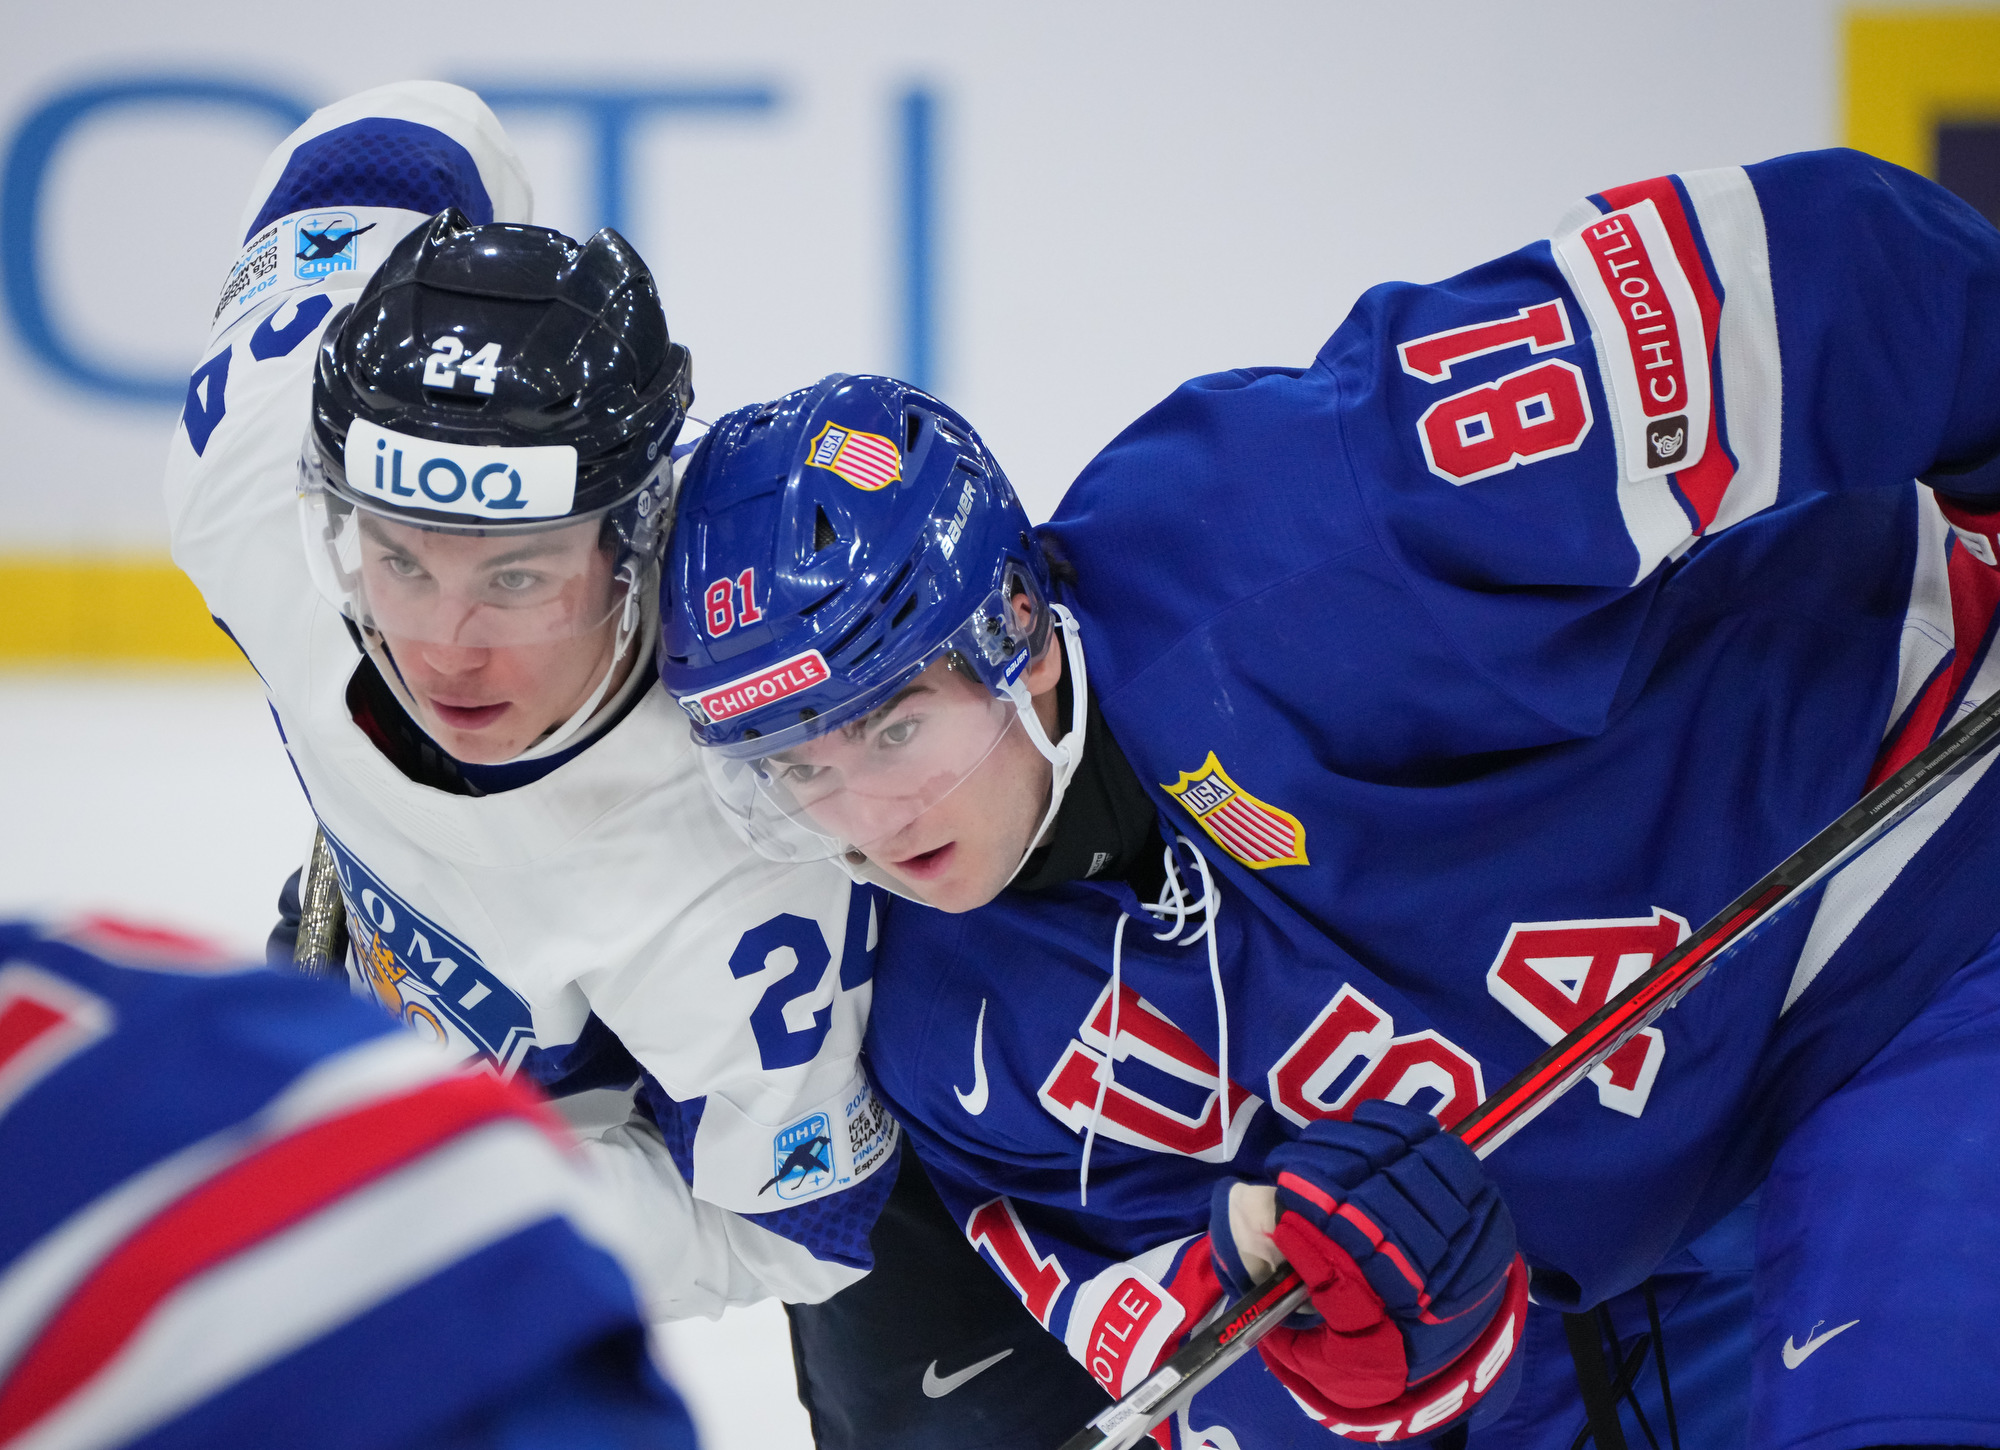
<box><xmin>1210</xmin><ymin>1099</ymin><xmax>1527</xmax><ymax>1439</ymax></box>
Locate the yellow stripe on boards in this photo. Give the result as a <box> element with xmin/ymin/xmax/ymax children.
<box><xmin>0</xmin><ymin>558</ymin><xmax>246</xmax><ymax>666</ymax></box>
<box><xmin>1847</xmin><ymin>10</ymin><xmax>2000</xmax><ymax>173</ymax></box>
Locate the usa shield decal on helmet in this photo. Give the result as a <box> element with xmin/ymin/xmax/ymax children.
<box><xmin>1162</xmin><ymin>753</ymin><xmax>1308</xmax><ymax>869</ymax></box>
<box><xmin>805</xmin><ymin>422</ymin><xmax>901</xmax><ymax>491</ymax></box>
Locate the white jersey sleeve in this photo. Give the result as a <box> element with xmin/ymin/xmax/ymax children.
<box><xmin>163</xmin><ymin>83</ymin><xmax>891</xmax><ymax>1312</ymax></box>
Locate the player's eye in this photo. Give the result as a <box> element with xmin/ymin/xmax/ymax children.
<box><xmin>777</xmin><ymin>761</ymin><xmax>826</xmax><ymax>788</ymax></box>
<box><xmin>380</xmin><ymin>553</ymin><xmax>426</xmax><ymax>580</ymax></box>
<box><xmin>875</xmin><ymin>717</ymin><xmax>921</xmax><ymax>749</ymax></box>
<box><xmin>490</xmin><ymin>569</ymin><xmax>541</xmax><ymax>594</ymax></box>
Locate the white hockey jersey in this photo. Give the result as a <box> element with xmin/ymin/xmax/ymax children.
<box><xmin>162</xmin><ymin>82</ymin><xmax>895</xmax><ymax>1316</ymax></box>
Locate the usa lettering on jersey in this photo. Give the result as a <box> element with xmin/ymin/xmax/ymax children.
<box><xmin>1484</xmin><ymin>908</ymin><xmax>1690</xmax><ymax>1117</ymax></box>
<box><xmin>1266</xmin><ymin>982</ymin><xmax>1485</xmax><ymax>1129</ymax></box>
<box><xmin>1038</xmin><ymin>981</ymin><xmax>1262</xmax><ymax>1162</ymax></box>
<box><xmin>1162</xmin><ymin>753</ymin><xmax>1308</xmax><ymax>870</ymax></box>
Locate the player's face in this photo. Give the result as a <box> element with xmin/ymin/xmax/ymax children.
<box><xmin>776</xmin><ymin>641</ymin><xmax>1063</xmax><ymax>913</ymax></box>
<box><xmin>357</xmin><ymin>516</ymin><xmax>626</xmax><ymax>763</ymax></box>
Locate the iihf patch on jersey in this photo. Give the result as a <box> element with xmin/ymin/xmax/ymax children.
<box><xmin>804</xmin><ymin>422</ymin><xmax>901</xmax><ymax>491</ymax></box>
<box><xmin>690</xmin><ymin>1069</ymin><xmax>898</xmax><ymax>1213</ymax></box>
<box><xmin>292</xmin><ymin>211</ymin><xmax>376</xmax><ymax>281</ymax></box>
<box><xmin>320</xmin><ymin>829</ymin><xmax>537</xmax><ymax>1074</ymax></box>
<box><xmin>765</xmin><ymin>1112</ymin><xmax>835</xmax><ymax>1200</ymax></box>
<box><xmin>843</xmin><ymin>1074</ymin><xmax>897</xmax><ymax>1182</ymax></box>
<box><xmin>1161</xmin><ymin>752</ymin><xmax>1307</xmax><ymax>869</ymax></box>
<box><xmin>1553</xmin><ymin>198</ymin><xmax>1711</xmax><ymax>484</ymax></box>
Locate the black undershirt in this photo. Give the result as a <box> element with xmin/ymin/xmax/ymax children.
<box><xmin>1010</xmin><ymin>664</ymin><xmax>1169</xmax><ymax>901</ymax></box>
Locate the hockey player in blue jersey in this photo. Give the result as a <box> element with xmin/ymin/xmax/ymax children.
<box><xmin>659</xmin><ymin>147</ymin><xmax>2000</xmax><ymax>1449</ymax></box>
<box><xmin>0</xmin><ymin>914</ymin><xmax>698</xmax><ymax>1450</ymax></box>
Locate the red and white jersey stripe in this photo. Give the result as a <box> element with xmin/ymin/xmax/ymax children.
<box><xmin>1786</xmin><ymin>486</ymin><xmax>2000</xmax><ymax>1013</ymax></box>
<box><xmin>1550</xmin><ymin>164</ymin><xmax>1784</xmax><ymax>584</ymax></box>
<box><xmin>0</xmin><ymin>1031</ymin><xmax>633</xmax><ymax>1450</ymax></box>
<box><xmin>1204</xmin><ymin>798</ymin><xmax>1299</xmax><ymax>865</ymax></box>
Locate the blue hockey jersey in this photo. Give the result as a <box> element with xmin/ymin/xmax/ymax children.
<box><xmin>865</xmin><ymin>151</ymin><xmax>2000</xmax><ymax>1443</ymax></box>
<box><xmin>0</xmin><ymin>917</ymin><xmax>695</xmax><ymax>1450</ymax></box>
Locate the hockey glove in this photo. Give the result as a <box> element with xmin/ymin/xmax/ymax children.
<box><xmin>1211</xmin><ymin>1099</ymin><xmax>1525</xmax><ymax>1432</ymax></box>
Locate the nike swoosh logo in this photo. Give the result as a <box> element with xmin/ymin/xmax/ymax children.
<box><xmin>922</xmin><ymin>1347</ymin><xmax>1013</xmax><ymax>1398</ymax></box>
<box><xmin>1782</xmin><ymin>1318</ymin><xmax>1859</xmax><ymax>1369</ymax></box>
<box><xmin>954</xmin><ymin>997</ymin><xmax>989</xmax><ymax>1115</ymax></box>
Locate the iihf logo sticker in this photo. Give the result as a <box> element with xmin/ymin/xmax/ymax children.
<box><xmin>293</xmin><ymin>212</ymin><xmax>376</xmax><ymax>281</ymax></box>
<box><xmin>764</xmin><ymin>1112</ymin><xmax>835</xmax><ymax>1200</ymax></box>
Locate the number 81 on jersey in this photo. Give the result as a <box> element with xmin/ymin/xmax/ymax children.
<box><xmin>1399</xmin><ymin>300</ymin><xmax>1595</xmax><ymax>485</ymax></box>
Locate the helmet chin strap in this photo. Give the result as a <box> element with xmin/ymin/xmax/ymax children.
<box><xmin>1004</xmin><ymin>603</ymin><xmax>1088</xmax><ymax>885</ymax></box>
<box><xmin>512</xmin><ymin>570</ymin><xmax>654</xmax><ymax>761</ymax></box>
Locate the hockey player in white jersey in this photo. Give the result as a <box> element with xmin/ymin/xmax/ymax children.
<box><xmin>162</xmin><ymin>81</ymin><xmax>897</xmax><ymax>1320</ymax></box>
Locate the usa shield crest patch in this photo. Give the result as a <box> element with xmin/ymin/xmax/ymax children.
<box><xmin>806</xmin><ymin>422</ymin><xmax>901</xmax><ymax>491</ymax></box>
<box><xmin>1162</xmin><ymin>753</ymin><xmax>1307</xmax><ymax>869</ymax></box>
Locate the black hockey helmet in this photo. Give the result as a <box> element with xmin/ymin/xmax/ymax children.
<box><xmin>299</xmin><ymin>210</ymin><xmax>694</xmax><ymax>667</ymax></box>
<box><xmin>307</xmin><ymin>208</ymin><xmax>692</xmax><ymax>526</ymax></box>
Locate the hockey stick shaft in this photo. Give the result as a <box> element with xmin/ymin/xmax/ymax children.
<box><xmin>1060</xmin><ymin>686</ymin><xmax>2000</xmax><ymax>1450</ymax></box>
<box><xmin>1454</xmin><ymin>682</ymin><xmax>2000</xmax><ymax>1156</ymax></box>
<box><xmin>292</xmin><ymin>826</ymin><xmax>349</xmax><ymax>981</ymax></box>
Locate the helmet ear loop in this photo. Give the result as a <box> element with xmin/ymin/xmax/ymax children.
<box><xmin>609</xmin><ymin>554</ymin><xmax>647</xmax><ymax>666</ymax></box>
<box><xmin>604</xmin><ymin>450</ymin><xmax>677</xmax><ymax>670</ymax></box>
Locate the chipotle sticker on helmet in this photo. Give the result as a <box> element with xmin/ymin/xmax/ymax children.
<box><xmin>694</xmin><ymin>649</ymin><xmax>832</xmax><ymax>724</ymax></box>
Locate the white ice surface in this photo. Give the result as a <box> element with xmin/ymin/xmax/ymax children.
<box><xmin>0</xmin><ymin>673</ymin><xmax>317</xmax><ymax>952</ymax></box>
<box><xmin>0</xmin><ymin>670</ymin><xmax>812</xmax><ymax>1450</ymax></box>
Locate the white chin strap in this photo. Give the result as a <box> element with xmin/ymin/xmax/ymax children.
<box><xmin>1004</xmin><ymin>603</ymin><xmax>1088</xmax><ymax>886</ymax></box>
<box><xmin>514</xmin><ymin>570</ymin><xmax>654</xmax><ymax>761</ymax></box>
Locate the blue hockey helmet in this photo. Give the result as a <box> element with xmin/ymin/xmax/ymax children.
<box><xmin>660</xmin><ymin>374</ymin><xmax>1073</xmax><ymax>862</ymax></box>
<box><xmin>300</xmin><ymin>209</ymin><xmax>692</xmax><ymax>652</ymax></box>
